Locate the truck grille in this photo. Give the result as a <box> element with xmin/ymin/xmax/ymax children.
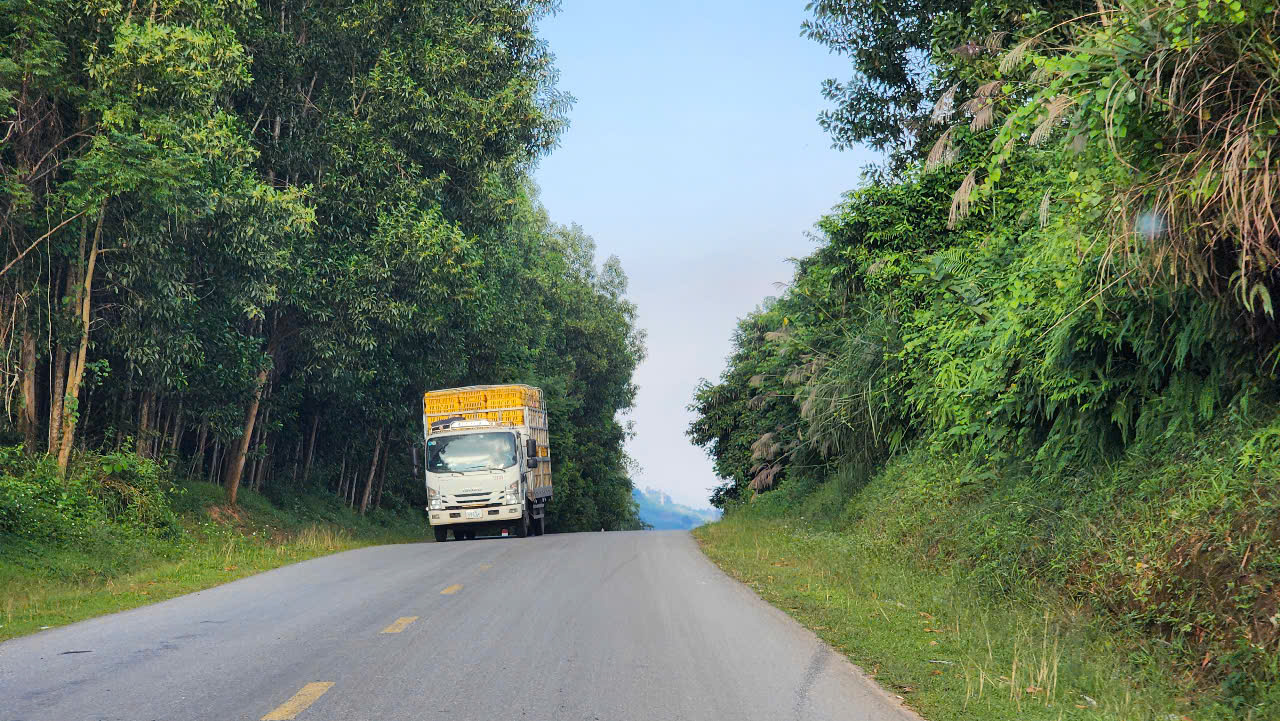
<box><xmin>440</xmin><ymin>487</ymin><xmax>508</xmax><ymax>509</ymax></box>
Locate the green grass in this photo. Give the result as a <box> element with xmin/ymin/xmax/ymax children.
<box><xmin>694</xmin><ymin>408</ymin><xmax>1280</xmax><ymax>720</ymax></box>
<box><xmin>696</xmin><ymin>515</ymin><xmax>1202</xmax><ymax>721</ymax></box>
<box><xmin>0</xmin><ymin>479</ymin><xmax>425</xmax><ymax>642</ymax></box>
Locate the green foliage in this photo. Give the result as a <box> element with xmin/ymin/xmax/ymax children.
<box><xmin>691</xmin><ymin>0</ymin><xmax>1280</xmax><ymax>711</ymax></box>
<box><xmin>0</xmin><ymin>449</ymin><xmax>97</xmax><ymax>542</ymax></box>
<box><xmin>835</xmin><ymin>408</ymin><xmax>1278</xmax><ymax>714</ymax></box>
<box><xmin>1</xmin><ymin>0</ymin><xmax>641</xmax><ymax>529</ymax></box>
<box><xmin>698</xmin><ymin>510</ymin><xmax>1249</xmax><ymax>721</ymax></box>
<box><xmin>803</xmin><ymin>0</ymin><xmax>969</xmax><ymax>154</ymax></box>
<box><xmin>977</xmin><ymin>0</ymin><xmax>1280</xmax><ymax>311</ymax></box>
<box><xmin>803</xmin><ymin>0</ymin><xmax>1090</xmax><ymax>169</ymax></box>
<box><xmin>0</xmin><ymin>447</ymin><xmax>425</xmax><ymax>641</ymax></box>
<box><xmin>0</xmin><ymin>446</ymin><xmax>178</xmax><ymax>542</ymax></box>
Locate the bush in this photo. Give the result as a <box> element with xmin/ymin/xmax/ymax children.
<box><xmin>0</xmin><ymin>447</ymin><xmax>100</xmax><ymax>542</ymax></box>
<box><xmin>0</xmin><ymin>446</ymin><xmax>180</xmax><ymax>542</ymax></box>
<box><xmin>760</xmin><ymin>407</ymin><xmax>1280</xmax><ymax>713</ymax></box>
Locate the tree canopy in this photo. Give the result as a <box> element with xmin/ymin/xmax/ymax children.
<box><xmin>0</xmin><ymin>0</ymin><xmax>643</xmax><ymax>532</ymax></box>
<box><xmin>690</xmin><ymin>0</ymin><xmax>1280</xmax><ymax>705</ymax></box>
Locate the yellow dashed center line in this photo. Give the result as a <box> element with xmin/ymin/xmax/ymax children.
<box><xmin>261</xmin><ymin>682</ymin><xmax>334</xmax><ymax>720</ymax></box>
<box><xmin>381</xmin><ymin>616</ymin><xmax>418</xmax><ymax>633</ymax></box>
<box><xmin>440</xmin><ymin>583</ymin><xmax>463</xmax><ymax>595</ymax></box>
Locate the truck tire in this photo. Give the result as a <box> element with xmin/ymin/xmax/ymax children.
<box><xmin>515</xmin><ymin>512</ymin><xmax>529</xmax><ymax>538</ymax></box>
<box><xmin>453</xmin><ymin>528</ymin><xmax>468</xmax><ymax>541</ymax></box>
<box><xmin>434</xmin><ymin>526</ymin><xmax>448</xmax><ymax>543</ymax></box>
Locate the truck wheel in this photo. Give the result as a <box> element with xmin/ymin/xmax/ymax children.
<box><xmin>434</xmin><ymin>526</ymin><xmax>448</xmax><ymax>543</ymax></box>
<box><xmin>515</xmin><ymin>513</ymin><xmax>529</xmax><ymax>538</ymax></box>
<box><xmin>534</xmin><ymin>517</ymin><xmax>545</xmax><ymax>536</ymax></box>
<box><xmin>454</xmin><ymin>528</ymin><xmax>467</xmax><ymax>541</ymax></box>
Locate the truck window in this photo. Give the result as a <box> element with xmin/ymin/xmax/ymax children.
<box><xmin>427</xmin><ymin>432</ymin><xmax>517</xmax><ymax>472</ymax></box>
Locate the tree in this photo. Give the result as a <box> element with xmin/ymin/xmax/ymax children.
<box><xmin>1</xmin><ymin>0</ymin><xmax>641</xmax><ymax>532</ymax></box>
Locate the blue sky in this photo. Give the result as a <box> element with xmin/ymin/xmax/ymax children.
<box><xmin>533</xmin><ymin>1</ymin><xmax>879</xmax><ymax>508</ymax></box>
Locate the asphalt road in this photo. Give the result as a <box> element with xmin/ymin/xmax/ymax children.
<box><xmin>0</xmin><ymin>531</ymin><xmax>918</xmax><ymax>721</ymax></box>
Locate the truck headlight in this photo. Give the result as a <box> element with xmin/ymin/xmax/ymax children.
<box><xmin>429</xmin><ymin>498</ymin><xmax>443</xmax><ymax>510</ymax></box>
<box><xmin>504</xmin><ymin>494</ymin><xmax>518</xmax><ymax>506</ymax></box>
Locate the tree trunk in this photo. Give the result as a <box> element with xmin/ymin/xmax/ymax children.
<box><xmin>169</xmin><ymin>400</ymin><xmax>185</xmax><ymax>453</ymax></box>
<box><xmin>54</xmin><ymin>212</ymin><xmax>99</xmax><ymax>471</ymax></box>
<box><xmin>190</xmin><ymin>418</ymin><xmax>208</xmax><ymax>478</ymax></box>
<box><xmin>151</xmin><ymin>400</ymin><xmax>165</xmax><ymax>458</ymax></box>
<box><xmin>410</xmin><ymin>441</ymin><xmax>419</xmax><ymax>480</ymax></box>
<box><xmin>291</xmin><ymin>436</ymin><xmax>302</xmax><ymax>483</ymax></box>
<box><xmin>157</xmin><ymin>400</ymin><xmax>173</xmax><ymax>453</ymax></box>
<box><xmin>302</xmin><ymin>413</ymin><xmax>319</xmax><ymax>482</ymax></box>
<box><xmin>137</xmin><ymin>390</ymin><xmax>154</xmax><ymax>458</ymax></box>
<box><xmin>263</xmin><ymin>438</ymin><xmax>275</xmax><ymax>489</ymax></box>
<box><xmin>259</xmin><ymin>402</ymin><xmax>272</xmax><ymax>487</ymax></box>
<box><xmin>208</xmin><ymin>441</ymin><xmax>221</xmax><ymax>484</ymax></box>
<box><xmin>223</xmin><ymin>363</ymin><xmax>270</xmax><ymax>505</ymax></box>
<box><xmin>47</xmin><ymin>344</ymin><xmax>67</xmax><ymax>453</ymax></box>
<box><xmin>359</xmin><ymin>426</ymin><xmax>384</xmax><ymax>514</ymax></box>
<box><xmin>150</xmin><ymin>396</ymin><xmax>163</xmax><ymax>455</ymax></box>
<box><xmin>47</xmin><ymin>258</ymin><xmax>74</xmax><ymax>455</ymax></box>
<box><xmin>246</xmin><ymin>416</ymin><xmax>261</xmax><ymax>489</ymax></box>
<box><xmin>336</xmin><ymin>452</ymin><xmax>345</xmax><ymax>498</ymax></box>
<box><xmin>20</xmin><ymin>321</ymin><xmax>37</xmax><ymax>453</ymax></box>
<box><xmin>374</xmin><ymin>443</ymin><xmax>388</xmax><ymax>510</ymax></box>
<box><xmin>254</xmin><ymin>410</ymin><xmax>272</xmax><ymax>491</ymax></box>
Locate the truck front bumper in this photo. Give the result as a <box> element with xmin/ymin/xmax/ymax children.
<box><xmin>428</xmin><ymin>503</ymin><xmax>523</xmax><ymax>526</ymax></box>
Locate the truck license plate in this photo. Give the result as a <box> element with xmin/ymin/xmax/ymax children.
<box><xmin>465</xmin><ymin>509</ymin><xmax>482</xmax><ymax>519</ymax></box>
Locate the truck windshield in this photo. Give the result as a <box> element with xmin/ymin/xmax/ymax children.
<box><xmin>427</xmin><ymin>432</ymin><xmax>517</xmax><ymax>473</ymax></box>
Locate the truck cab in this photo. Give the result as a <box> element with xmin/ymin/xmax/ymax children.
<box><xmin>425</xmin><ymin>421</ymin><xmax>536</xmax><ymax>540</ymax></box>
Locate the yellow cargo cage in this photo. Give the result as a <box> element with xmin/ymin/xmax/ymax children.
<box><xmin>422</xmin><ymin>385</ymin><xmax>549</xmax><ymax>457</ymax></box>
<box><xmin>423</xmin><ymin>385</ymin><xmax>542</xmax><ymax>415</ymax></box>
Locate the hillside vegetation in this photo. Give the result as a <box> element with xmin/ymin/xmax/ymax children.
<box><xmin>632</xmin><ymin>487</ymin><xmax>719</xmax><ymax>530</ymax></box>
<box><xmin>1</xmin><ymin>447</ymin><xmax>423</xmax><ymax>641</ymax></box>
<box><xmin>0</xmin><ymin>0</ymin><xmax>643</xmax><ymax>539</ymax></box>
<box><xmin>690</xmin><ymin>1</ymin><xmax>1280</xmax><ymax>717</ymax></box>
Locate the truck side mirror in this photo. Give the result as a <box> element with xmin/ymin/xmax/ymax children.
<box><xmin>527</xmin><ymin>457</ymin><xmax>538</xmax><ymax>469</ymax></box>
<box><xmin>526</xmin><ymin>438</ymin><xmax>537</xmax><ymax>459</ymax></box>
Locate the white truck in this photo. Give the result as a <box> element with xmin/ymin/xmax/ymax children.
<box><xmin>422</xmin><ymin>384</ymin><xmax>552</xmax><ymax>541</ymax></box>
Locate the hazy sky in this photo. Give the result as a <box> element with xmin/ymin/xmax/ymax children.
<box><xmin>533</xmin><ymin>1</ymin><xmax>879</xmax><ymax>508</ymax></box>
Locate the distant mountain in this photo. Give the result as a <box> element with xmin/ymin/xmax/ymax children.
<box><xmin>632</xmin><ymin>487</ymin><xmax>721</xmax><ymax>530</ymax></box>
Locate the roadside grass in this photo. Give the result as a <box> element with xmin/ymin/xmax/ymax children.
<box><xmin>0</xmin><ymin>479</ymin><xmax>424</xmax><ymax>642</ymax></box>
<box><xmin>695</xmin><ymin>514</ymin><xmax>1214</xmax><ymax>721</ymax></box>
<box><xmin>696</xmin><ymin>407</ymin><xmax>1280</xmax><ymax>720</ymax></box>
